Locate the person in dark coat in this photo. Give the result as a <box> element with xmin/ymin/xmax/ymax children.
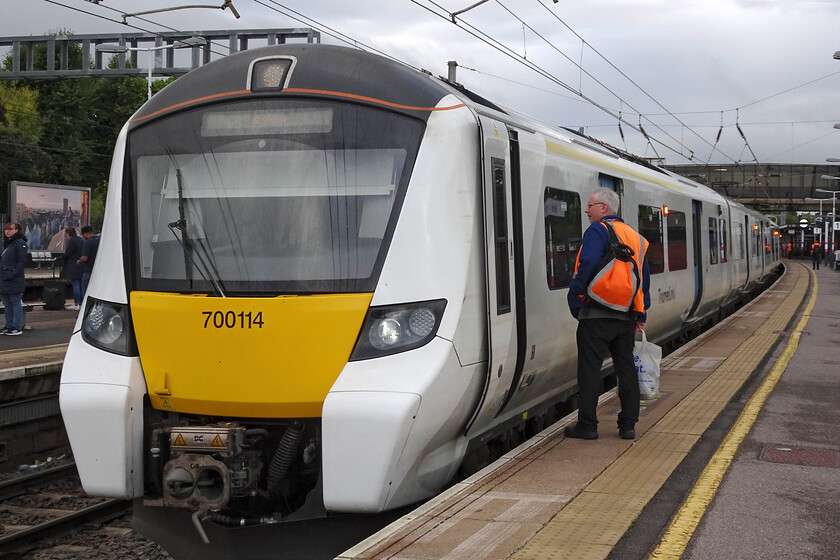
<box><xmin>78</xmin><ymin>226</ymin><xmax>100</xmax><ymax>302</ymax></box>
<box><xmin>811</xmin><ymin>242</ymin><xmax>824</xmax><ymax>270</ymax></box>
<box><xmin>565</xmin><ymin>188</ymin><xmax>651</xmax><ymax>441</ymax></box>
<box><xmin>57</xmin><ymin>227</ymin><xmax>84</xmax><ymax>309</ymax></box>
<box><xmin>1</xmin><ymin>222</ymin><xmax>28</xmax><ymax>335</ymax></box>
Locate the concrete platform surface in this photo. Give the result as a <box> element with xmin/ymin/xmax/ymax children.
<box><xmin>339</xmin><ymin>262</ymin><xmax>839</xmax><ymax>560</ymax></box>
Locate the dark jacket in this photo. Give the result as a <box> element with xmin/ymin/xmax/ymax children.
<box><xmin>567</xmin><ymin>215</ymin><xmax>651</xmax><ymax>322</ymax></box>
<box><xmin>1</xmin><ymin>232</ymin><xmax>28</xmax><ymax>295</ymax></box>
<box><xmin>58</xmin><ymin>235</ymin><xmax>85</xmax><ymax>281</ymax></box>
<box><xmin>81</xmin><ymin>234</ymin><xmax>100</xmax><ymax>273</ymax></box>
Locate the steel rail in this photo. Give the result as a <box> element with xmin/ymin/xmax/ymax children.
<box><xmin>0</xmin><ymin>461</ymin><xmax>78</xmax><ymax>501</ymax></box>
<box><xmin>0</xmin><ymin>498</ymin><xmax>131</xmax><ymax>555</ymax></box>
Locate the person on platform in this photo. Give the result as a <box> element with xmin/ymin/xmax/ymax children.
<box><xmin>57</xmin><ymin>227</ymin><xmax>84</xmax><ymax>310</ymax></box>
<box><xmin>565</xmin><ymin>188</ymin><xmax>651</xmax><ymax>441</ymax></box>
<box><xmin>811</xmin><ymin>242</ymin><xmax>824</xmax><ymax>270</ymax></box>
<box><xmin>78</xmin><ymin>226</ymin><xmax>100</xmax><ymax>301</ymax></box>
<box><xmin>1</xmin><ymin>222</ymin><xmax>28</xmax><ymax>336</ymax></box>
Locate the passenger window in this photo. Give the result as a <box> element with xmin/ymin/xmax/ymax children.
<box><xmin>638</xmin><ymin>205</ymin><xmax>664</xmax><ymax>274</ymax></box>
<box><xmin>666</xmin><ymin>210</ymin><xmax>687</xmax><ymax>271</ymax></box>
<box><xmin>597</xmin><ymin>174</ymin><xmax>623</xmax><ymax>217</ymax></box>
<box><xmin>719</xmin><ymin>219</ymin><xmax>727</xmax><ymax>263</ymax></box>
<box><xmin>492</xmin><ymin>159</ymin><xmax>510</xmax><ymax>314</ymax></box>
<box><xmin>544</xmin><ymin>188</ymin><xmax>582</xmax><ymax>289</ymax></box>
<box><xmin>709</xmin><ymin>217</ymin><xmax>719</xmax><ymax>265</ymax></box>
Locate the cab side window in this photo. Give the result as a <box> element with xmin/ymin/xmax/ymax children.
<box><xmin>544</xmin><ymin>188</ymin><xmax>582</xmax><ymax>289</ymax></box>
<box><xmin>638</xmin><ymin>205</ymin><xmax>664</xmax><ymax>274</ymax></box>
<box><xmin>666</xmin><ymin>210</ymin><xmax>687</xmax><ymax>270</ymax></box>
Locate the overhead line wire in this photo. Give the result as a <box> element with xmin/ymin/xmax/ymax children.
<box><xmin>498</xmin><ymin>0</ymin><xmax>718</xmax><ymax>162</ymax></box>
<box><xmin>414</xmin><ymin>0</ymin><xmax>706</xmax><ymax>163</ymax></box>
<box><xmin>534</xmin><ymin>0</ymin><xmax>736</xmax><ymax>164</ymax></box>
<box><xmin>41</xmin><ymin>0</ymin><xmax>230</xmax><ymax>59</ymax></box>
<box><xmin>256</xmin><ymin>1</ymin><xmax>419</xmax><ymax>71</ymax></box>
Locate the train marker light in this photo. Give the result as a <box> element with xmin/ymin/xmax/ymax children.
<box><xmin>250</xmin><ymin>58</ymin><xmax>294</xmax><ymax>90</ymax></box>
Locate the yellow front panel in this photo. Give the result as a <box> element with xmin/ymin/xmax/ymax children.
<box><xmin>130</xmin><ymin>292</ymin><xmax>373</xmax><ymax>418</ymax></box>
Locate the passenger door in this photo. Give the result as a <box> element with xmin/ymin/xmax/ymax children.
<box><xmin>465</xmin><ymin>116</ymin><xmax>524</xmax><ymax>436</ymax></box>
<box><xmin>687</xmin><ymin>199</ymin><xmax>703</xmax><ymax>319</ymax></box>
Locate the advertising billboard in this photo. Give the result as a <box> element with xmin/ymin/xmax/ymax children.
<box><xmin>8</xmin><ymin>181</ymin><xmax>90</xmax><ymax>252</ymax></box>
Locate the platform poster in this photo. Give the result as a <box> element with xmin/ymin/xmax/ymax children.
<box><xmin>8</xmin><ymin>181</ymin><xmax>91</xmax><ymax>252</ymax></box>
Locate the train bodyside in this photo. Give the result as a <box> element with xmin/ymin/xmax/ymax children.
<box><xmin>59</xmin><ymin>43</ymin><xmax>781</xmax><ymax>539</ymax></box>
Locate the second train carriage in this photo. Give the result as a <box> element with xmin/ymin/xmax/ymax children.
<box><xmin>59</xmin><ymin>43</ymin><xmax>781</xmax><ymax>546</ymax></box>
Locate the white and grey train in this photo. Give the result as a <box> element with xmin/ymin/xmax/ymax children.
<box><xmin>59</xmin><ymin>43</ymin><xmax>781</xmax><ymax>551</ymax></box>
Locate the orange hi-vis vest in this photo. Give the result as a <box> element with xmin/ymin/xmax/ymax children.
<box><xmin>575</xmin><ymin>219</ymin><xmax>648</xmax><ymax>313</ymax></box>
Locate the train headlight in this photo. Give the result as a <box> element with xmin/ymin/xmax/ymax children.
<box><xmin>82</xmin><ymin>298</ymin><xmax>137</xmax><ymax>356</ymax></box>
<box><xmin>350</xmin><ymin>299</ymin><xmax>447</xmax><ymax>361</ymax></box>
<box><xmin>374</xmin><ymin>318</ymin><xmax>403</xmax><ymax>347</ymax></box>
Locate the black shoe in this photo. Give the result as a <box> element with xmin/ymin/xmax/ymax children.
<box><xmin>564</xmin><ymin>423</ymin><xmax>598</xmax><ymax>440</ymax></box>
<box><xmin>619</xmin><ymin>427</ymin><xmax>636</xmax><ymax>440</ymax></box>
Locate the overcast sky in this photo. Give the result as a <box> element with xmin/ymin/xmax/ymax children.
<box><xmin>3</xmin><ymin>0</ymin><xmax>840</xmax><ymax>166</ymax></box>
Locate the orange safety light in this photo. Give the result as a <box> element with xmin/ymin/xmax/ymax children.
<box><xmin>662</xmin><ymin>205</ymin><xmax>670</xmax><ymax>215</ymax></box>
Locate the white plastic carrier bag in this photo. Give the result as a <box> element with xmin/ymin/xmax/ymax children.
<box><xmin>634</xmin><ymin>331</ymin><xmax>661</xmax><ymax>400</ymax></box>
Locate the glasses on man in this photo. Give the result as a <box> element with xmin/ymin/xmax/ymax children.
<box><xmin>587</xmin><ymin>202</ymin><xmax>606</xmax><ymax>208</ymax></box>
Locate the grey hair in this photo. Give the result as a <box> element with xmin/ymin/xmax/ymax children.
<box><xmin>592</xmin><ymin>187</ymin><xmax>620</xmax><ymax>214</ymax></box>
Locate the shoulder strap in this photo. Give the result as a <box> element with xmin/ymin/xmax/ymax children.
<box><xmin>601</xmin><ymin>219</ymin><xmax>641</xmax><ymax>287</ymax></box>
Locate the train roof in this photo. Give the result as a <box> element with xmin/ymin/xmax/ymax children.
<box><xmin>126</xmin><ymin>43</ymin><xmax>761</xmax><ymax>216</ymax></box>
<box><xmin>129</xmin><ymin>43</ymin><xmax>455</xmax><ymax>127</ymax></box>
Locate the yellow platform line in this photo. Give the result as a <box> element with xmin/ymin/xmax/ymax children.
<box><xmin>648</xmin><ymin>266</ymin><xmax>816</xmax><ymax>559</ymax></box>
<box><xmin>512</xmin><ymin>264</ymin><xmax>809</xmax><ymax>560</ymax></box>
<box><xmin>0</xmin><ymin>343</ymin><xmax>68</xmax><ymax>356</ymax></box>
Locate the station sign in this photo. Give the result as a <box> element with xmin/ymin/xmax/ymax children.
<box><xmin>799</xmin><ymin>218</ymin><xmax>808</xmax><ymax>228</ymax></box>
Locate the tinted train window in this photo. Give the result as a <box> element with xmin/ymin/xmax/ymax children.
<box><xmin>639</xmin><ymin>205</ymin><xmax>664</xmax><ymax>274</ymax></box>
<box><xmin>492</xmin><ymin>159</ymin><xmax>510</xmax><ymax>314</ymax></box>
<box><xmin>719</xmin><ymin>219</ymin><xmax>728</xmax><ymax>263</ymax></box>
<box><xmin>709</xmin><ymin>217</ymin><xmax>719</xmax><ymax>265</ymax></box>
<box><xmin>127</xmin><ymin>98</ymin><xmax>424</xmax><ymax>294</ymax></box>
<box><xmin>734</xmin><ymin>222</ymin><xmax>744</xmax><ymax>260</ymax></box>
<box><xmin>666</xmin><ymin>210</ymin><xmax>687</xmax><ymax>271</ymax></box>
<box><xmin>544</xmin><ymin>188</ymin><xmax>582</xmax><ymax>289</ymax></box>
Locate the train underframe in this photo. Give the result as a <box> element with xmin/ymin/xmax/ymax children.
<box><xmin>142</xmin><ymin>399</ymin><xmax>327</xmax><ymax>529</ymax></box>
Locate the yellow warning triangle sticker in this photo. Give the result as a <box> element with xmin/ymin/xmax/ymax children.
<box><xmin>173</xmin><ymin>434</ymin><xmax>186</xmax><ymax>446</ymax></box>
<box><xmin>212</xmin><ymin>435</ymin><xmax>224</xmax><ymax>447</ymax></box>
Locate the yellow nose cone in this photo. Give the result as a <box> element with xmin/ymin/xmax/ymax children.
<box><xmin>130</xmin><ymin>291</ymin><xmax>372</xmax><ymax>418</ymax></box>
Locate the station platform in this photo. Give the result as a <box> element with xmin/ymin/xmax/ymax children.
<box><xmin>3</xmin><ymin>262</ymin><xmax>838</xmax><ymax>559</ymax></box>
<box><xmin>338</xmin><ymin>260</ymin><xmax>840</xmax><ymax>560</ymax></box>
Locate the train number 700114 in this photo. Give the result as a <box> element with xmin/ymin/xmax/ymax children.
<box><xmin>202</xmin><ymin>311</ymin><xmax>264</xmax><ymax>329</ymax></box>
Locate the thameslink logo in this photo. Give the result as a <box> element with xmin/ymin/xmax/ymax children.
<box><xmin>658</xmin><ymin>286</ymin><xmax>676</xmax><ymax>303</ymax></box>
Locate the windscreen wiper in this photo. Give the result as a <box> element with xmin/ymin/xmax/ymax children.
<box><xmin>165</xmin><ymin>153</ymin><xmax>226</xmax><ymax>297</ymax></box>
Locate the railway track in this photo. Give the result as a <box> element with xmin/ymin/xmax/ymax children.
<box><xmin>0</xmin><ymin>461</ymin><xmax>132</xmax><ymax>557</ymax></box>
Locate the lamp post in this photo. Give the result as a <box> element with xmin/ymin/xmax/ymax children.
<box><xmin>816</xmin><ymin>176</ymin><xmax>840</xmax><ymax>254</ymax></box>
<box><xmin>805</xmin><ymin>196</ymin><xmax>830</xmax><ymax>249</ymax></box>
<box><xmin>96</xmin><ymin>36</ymin><xmax>206</xmax><ymax>100</ymax></box>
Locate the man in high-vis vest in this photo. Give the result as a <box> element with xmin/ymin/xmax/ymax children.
<box><xmin>565</xmin><ymin>187</ymin><xmax>651</xmax><ymax>441</ymax></box>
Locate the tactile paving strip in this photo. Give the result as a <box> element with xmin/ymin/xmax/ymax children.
<box><xmin>509</xmin><ymin>264</ymin><xmax>809</xmax><ymax>560</ymax></box>
<box><xmin>339</xmin><ymin>265</ymin><xmax>809</xmax><ymax>560</ymax></box>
